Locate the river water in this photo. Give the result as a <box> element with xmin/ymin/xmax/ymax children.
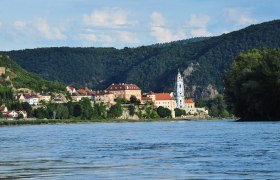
<box><xmin>1</xmin><ymin>120</ymin><xmax>280</xmax><ymax>179</ymax></box>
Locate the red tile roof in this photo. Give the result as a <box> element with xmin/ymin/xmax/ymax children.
<box><xmin>185</xmin><ymin>99</ymin><xmax>194</xmax><ymax>104</ymax></box>
<box><xmin>155</xmin><ymin>93</ymin><xmax>175</xmax><ymax>100</ymax></box>
<box><xmin>107</xmin><ymin>83</ymin><xmax>141</xmax><ymax>91</ymax></box>
<box><xmin>23</xmin><ymin>93</ymin><xmax>38</xmax><ymax>99</ymax></box>
<box><xmin>77</xmin><ymin>88</ymin><xmax>95</xmax><ymax>95</ymax></box>
<box><xmin>141</xmin><ymin>97</ymin><xmax>152</xmax><ymax>101</ymax></box>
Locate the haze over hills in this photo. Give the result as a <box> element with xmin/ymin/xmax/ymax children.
<box><xmin>5</xmin><ymin>20</ymin><xmax>280</xmax><ymax>99</ymax></box>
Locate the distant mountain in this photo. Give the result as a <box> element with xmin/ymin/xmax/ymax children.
<box><xmin>0</xmin><ymin>53</ymin><xmax>65</xmax><ymax>92</ymax></box>
<box><xmin>5</xmin><ymin>20</ymin><xmax>280</xmax><ymax>99</ymax></box>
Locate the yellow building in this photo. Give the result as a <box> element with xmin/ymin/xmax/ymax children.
<box><xmin>39</xmin><ymin>93</ymin><xmax>51</xmax><ymax>103</ymax></box>
<box><xmin>94</xmin><ymin>90</ymin><xmax>115</xmax><ymax>105</ymax></box>
<box><xmin>153</xmin><ymin>93</ymin><xmax>177</xmax><ymax>118</ymax></box>
<box><xmin>106</xmin><ymin>83</ymin><xmax>142</xmax><ymax>101</ymax></box>
<box><xmin>185</xmin><ymin>99</ymin><xmax>195</xmax><ymax>108</ymax></box>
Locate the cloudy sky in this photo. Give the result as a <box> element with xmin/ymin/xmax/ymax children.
<box><xmin>0</xmin><ymin>0</ymin><xmax>279</xmax><ymax>50</ymax></box>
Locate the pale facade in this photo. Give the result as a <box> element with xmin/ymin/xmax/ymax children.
<box><xmin>39</xmin><ymin>94</ymin><xmax>51</xmax><ymax>102</ymax></box>
<box><xmin>184</xmin><ymin>99</ymin><xmax>208</xmax><ymax>115</ymax></box>
<box><xmin>153</xmin><ymin>93</ymin><xmax>177</xmax><ymax>118</ymax></box>
<box><xmin>18</xmin><ymin>93</ymin><xmax>39</xmax><ymax>105</ymax></box>
<box><xmin>94</xmin><ymin>91</ymin><xmax>115</xmax><ymax>104</ymax></box>
<box><xmin>107</xmin><ymin>83</ymin><xmax>142</xmax><ymax>101</ymax></box>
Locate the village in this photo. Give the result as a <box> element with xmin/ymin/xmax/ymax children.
<box><xmin>0</xmin><ymin>69</ymin><xmax>208</xmax><ymax>120</ymax></box>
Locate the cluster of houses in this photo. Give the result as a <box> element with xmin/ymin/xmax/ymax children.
<box><xmin>0</xmin><ymin>71</ymin><xmax>208</xmax><ymax>119</ymax></box>
<box><xmin>0</xmin><ymin>105</ymin><xmax>27</xmax><ymax>118</ymax></box>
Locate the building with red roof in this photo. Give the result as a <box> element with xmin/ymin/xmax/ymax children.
<box><xmin>106</xmin><ymin>83</ymin><xmax>142</xmax><ymax>101</ymax></box>
<box><xmin>153</xmin><ymin>93</ymin><xmax>176</xmax><ymax>117</ymax></box>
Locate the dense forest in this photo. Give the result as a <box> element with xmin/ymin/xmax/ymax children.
<box><xmin>0</xmin><ymin>53</ymin><xmax>65</xmax><ymax>93</ymax></box>
<box><xmin>225</xmin><ymin>49</ymin><xmax>280</xmax><ymax>121</ymax></box>
<box><xmin>5</xmin><ymin>20</ymin><xmax>280</xmax><ymax>99</ymax></box>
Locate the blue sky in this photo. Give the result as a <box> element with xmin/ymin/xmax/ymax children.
<box><xmin>0</xmin><ymin>0</ymin><xmax>279</xmax><ymax>50</ymax></box>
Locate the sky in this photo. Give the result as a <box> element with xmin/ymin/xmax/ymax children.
<box><xmin>0</xmin><ymin>0</ymin><xmax>279</xmax><ymax>51</ymax></box>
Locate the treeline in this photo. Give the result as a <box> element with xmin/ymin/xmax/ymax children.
<box><xmin>6</xmin><ymin>20</ymin><xmax>280</xmax><ymax>98</ymax></box>
<box><xmin>225</xmin><ymin>48</ymin><xmax>280</xmax><ymax>121</ymax></box>
<box><xmin>7</xmin><ymin>97</ymin><xmax>174</xmax><ymax>120</ymax></box>
<box><xmin>196</xmin><ymin>95</ymin><xmax>231</xmax><ymax>118</ymax></box>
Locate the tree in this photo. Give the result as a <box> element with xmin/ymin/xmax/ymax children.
<box><xmin>17</xmin><ymin>113</ymin><xmax>24</xmax><ymax>120</ymax></box>
<box><xmin>93</xmin><ymin>103</ymin><xmax>106</xmax><ymax>118</ymax></box>
<box><xmin>34</xmin><ymin>107</ymin><xmax>47</xmax><ymax>119</ymax></box>
<box><xmin>80</xmin><ymin>98</ymin><xmax>94</xmax><ymax>120</ymax></box>
<box><xmin>21</xmin><ymin>102</ymin><xmax>33</xmax><ymax>117</ymax></box>
<box><xmin>157</xmin><ymin>106</ymin><xmax>171</xmax><ymax>118</ymax></box>
<box><xmin>174</xmin><ymin>108</ymin><xmax>186</xmax><ymax>117</ymax></box>
<box><xmin>11</xmin><ymin>102</ymin><xmax>22</xmax><ymax>111</ymax></box>
<box><xmin>107</xmin><ymin>103</ymin><xmax>122</xmax><ymax>118</ymax></box>
<box><xmin>129</xmin><ymin>95</ymin><xmax>140</xmax><ymax>104</ymax></box>
<box><xmin>73</xmin><ymin>104</ymin><xmax>82</xmax><ymax>117</ymax></box>
<box><xmin>225</xmin><ymin>49</ymin><xmax>280</xmax><ymax>120</ymax></box>
<box><xmin>55</xmin><ymin>104</ymin><xmax>69</xmax><ymax>120</ymax></box>
<box><xmin>128</xmin><ymin>105</ymin><xmax>135</xmax><ymax>116</ymax></box>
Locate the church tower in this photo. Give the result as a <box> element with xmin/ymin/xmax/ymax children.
<box><xmin>174</xmin><ymin>70</ymin><xmax>185</xmax><ymax>109</ymax></box>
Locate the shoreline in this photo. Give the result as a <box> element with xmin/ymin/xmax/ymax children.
<box><xmin>0</xmin><ymin>118</ymin><xmax>231</xmax><ymax>127</ymax></box>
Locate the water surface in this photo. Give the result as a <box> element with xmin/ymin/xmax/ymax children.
<box><xmin>1</xmin><ymin>120</ymin><xmax>280</xmax><ymax>179</ymax></box>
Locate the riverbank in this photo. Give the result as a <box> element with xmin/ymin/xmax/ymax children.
<box><xmin>0</xmin><ymin>118</ymin><xmax>235</xmax><ymax>126</ymax></box>
<box><xmin>0</xmin><ymin>118</ymin><xmax>174</xmax><ymax>126</ymax></box>
<box><xmin>0</xmin><ymin>117</ymin><xmax>232</xmax><ymax>126</ymax></box>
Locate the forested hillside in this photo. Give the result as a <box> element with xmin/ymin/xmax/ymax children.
<box><xmin>6</xmin><ymin>20</ymin><xmax>280</xmax><ymax>99</ymax></box>
<box><xmin>0</xmin><ymin>53</ymin><xmax>65</xmax><ymax>92</ymax></box>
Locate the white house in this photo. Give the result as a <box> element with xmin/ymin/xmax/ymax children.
<box><xmin>66</xmin><ymin>86</ymin><xmax>77</xmax><ymax>95</ymax></box>
<box><xmin>3</xmin><ymin>110</ymin><xmax>27</xmax><ymax>118</ymax></box>
<box><xmin>22</xmin><ymin>93</ymin><xmax>39</xmax><ymax>105</ymax></box>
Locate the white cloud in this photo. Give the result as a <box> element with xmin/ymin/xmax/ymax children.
<box><xmin>119</xmin><ymin>31</ymin><xmax>140</xmax><ymax>44</ymax></box>
<box><xmin>83</xmin><ymin>7</ymin><xmax>134</xmax><ymax>28</ymax></box>
<box><xmin>188</xmin><ymin>14</ymin><xmax>210</xmax><ymax>28</ymax></box>
<box><xmin>13</xmin><ymin>20</ymin><xmax>26</xmax><ymax>28</ymax></box>
<box><xmin>225</xmin><ymin>8</ymin><xmax>257</xmax><ymax>25</ymax></box>
<box><xmin>11</xmin><ymin>18</ymin><xmax>66</xmax><ymax>40</ymax></box>
<box><xmin>186</xmin><ymin>14</ymin><xmax>212</xmax><ymax>37</ymax></box>
<box><xmin>150</xmin><ymin>12</ymin><xmax>186</xmax><ymax>43</ymax></box>
<box><xmin>79</xmin><ymin>33</ymin><xmax>97</xmax><ymax>41</ymax></box>
<box><xmin>79</xmin><ymin>30</ymin><xmax>139</xmax><ymax>45</ymax></box>
<box><xmin>35</xmin><ymin>18</ymin><xmax>66</xmax><ymax>40</ymax></box>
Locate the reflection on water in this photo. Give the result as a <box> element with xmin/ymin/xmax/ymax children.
<box><xmin>1</xmin><ymin>121</ymin><xmax>280</xmax><ymax>179</ymax></box>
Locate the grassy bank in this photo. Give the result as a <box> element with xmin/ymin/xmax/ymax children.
<box><xmin>0</xmin><ymin>117</ymin><xmax>232</xmax><ymax>126</ymax></box>
<box><xmin>0</xmin><ymin>118</ymin><xmax>174</xmax><ymax>126</ymax></box>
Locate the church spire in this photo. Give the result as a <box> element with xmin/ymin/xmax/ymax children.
<box><xmin>174</xmin><ymin>70</ymin><xmax>185</xmax><ymax>109</ymax></box>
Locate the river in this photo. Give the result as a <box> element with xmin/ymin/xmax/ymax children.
<box><xmin>1</xmin><ymin>120</ymin><xmax>280</xmax><ymax>179</ymax></box>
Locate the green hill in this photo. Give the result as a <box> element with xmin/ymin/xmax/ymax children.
<box><xmin>0</xmin><ymin>53</ymin><xmax>65</xmax><ymax>92</ymax></box>
<box><xmin>5</xmin><ymin>20</ymin><xmax>280</xmax><ymax>98</ymax></box>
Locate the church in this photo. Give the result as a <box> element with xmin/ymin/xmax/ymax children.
<box><xmin>174</xmin><ymin>70</ymin><xmax>208</xmax><ymax>115</ymax></box>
